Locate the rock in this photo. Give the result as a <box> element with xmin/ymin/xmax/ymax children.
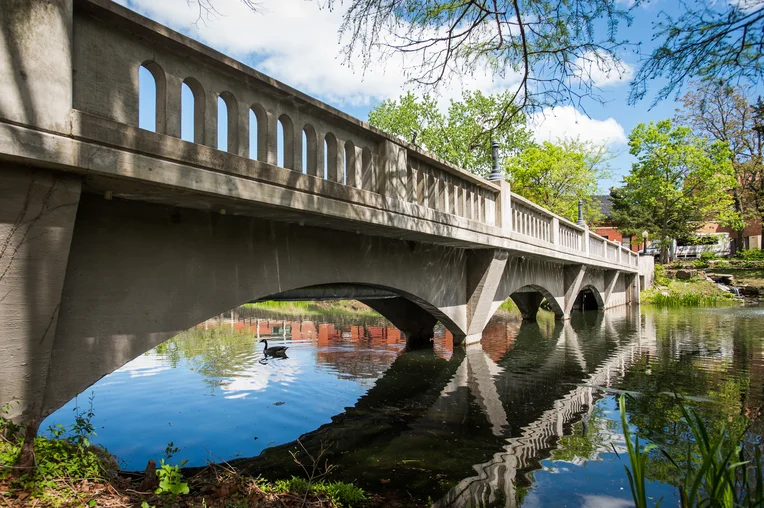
<box><xmin>675</xmin><ymin>269</ymin><xmax>697</xmax><ymax>280</ymax></box>
<box><xmin>139</xmin><ymin>459</ymin><xmax>159</xmax><ymax>492</ymax></box>
<box><xmin>707</xmin><ymin>273</ymin><xmax>734</xmax><ymax>285</ymax></box>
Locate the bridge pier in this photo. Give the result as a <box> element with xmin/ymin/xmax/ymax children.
<box><xmin>510</xmin><ymin>292</ymin><xmax>545</xmax><ymax>321</ymax></box>
<box><xmin>0</xmin><ymin>166</ymin><xmax>81</xmax><ymax>428</ymax></box>
<box><xmin>360</xmin><ymin>297</ymin><xmax>437</xmax><ymax>348</ymax></box>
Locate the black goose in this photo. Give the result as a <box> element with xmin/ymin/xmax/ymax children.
<box><xmin>260</xmin><ymin>339</ymin><xmax>288</xmax><ymax>356</ymax></box>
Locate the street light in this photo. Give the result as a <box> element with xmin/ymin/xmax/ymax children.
<box><xmin>488</xmin><ymin>140</ymin><xmax>503</xmax><ymax>181</ymax></box>
<box><xmin>576</xmin><ymin>200</ymin><xmax>586</xmax><ymax>227</ymax></box>
<box><xmin>642</xmin><ymin>230</ymin><xmax>649</xmax><ymax>251</ymax></box>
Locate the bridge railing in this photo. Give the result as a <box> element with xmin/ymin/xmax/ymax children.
<box><xmin>505</xmin><ymin>192</ymin><xmax>637</xmax><ymax>268</ymax></box>
<box><xmin>64</xmin><ymin>0</ymin><xmax>635</xmax><ymax>270</ymax></box>
<box><xmin>71</xmin><ymin>0</ymin><xmax>500</xmax><ymax>229</ymax></box>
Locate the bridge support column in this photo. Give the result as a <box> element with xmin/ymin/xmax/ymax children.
<box><xmin>511</xmin><ymin>292</ymin><xmax>545</xmax><ymax>321</ymax></box>
<box><xmin>360</xmin><ymin>297</ymin><xmax>437</xmax><ymax>348</ymax></box>
<box><xmin>563</xmin><ymin>264</ymin><xmax>587</xmax><ymax>317</ymax></box>
<box><xmin>0</xmin><ymin>166</ymin><xmax>81</xmax><ymax>433</ymax></box>
<box><xmin>456</xmin><ymin>249</ymin><xmax>509</xmax><ymax>345</ymax></box>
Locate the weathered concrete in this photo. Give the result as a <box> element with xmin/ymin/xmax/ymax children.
<box><xmin>0</xmin><ymin>0</ymin><xmax>648</xmax><ymax>426</ymax></box>
<box><xmin>0</xmin><ymin>166</ymin><xmax>81</xmax><ymax>424</ymax></box>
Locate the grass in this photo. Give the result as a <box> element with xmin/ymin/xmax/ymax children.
<box><xmin>641</xmin><ymin>279</ymin><xmax>737</xmax><ymax>307</ymax></box>
<box><xmin>243</xmin><ymin>300</ymin><xmax>381</xmax><ymax>319</ymax></box>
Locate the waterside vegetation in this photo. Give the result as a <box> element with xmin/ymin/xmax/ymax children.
<box><xmin>0</xmin><ymin>402</ymin><xmax>367</xmax><ymax>507</ymax></box>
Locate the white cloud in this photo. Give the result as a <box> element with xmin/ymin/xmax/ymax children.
<box><xmin>572</xmin><ymin>51</ymin><xmax>634</xmax><ymax>88</ymax></box>
<box><xmin>122</xmin><ymin>0</ymin><xmax>524</xmax><ymax>108</ymax></box>
<box><xmin>530</xmin><ymin>106</ymin><xmax>627</xmax><ymax>146</ymax></box>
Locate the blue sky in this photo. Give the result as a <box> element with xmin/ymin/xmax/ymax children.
<box><xmin>127</xmin><ymin>0</ymin><xmax>690</xmax><ymax>191</ymax></box>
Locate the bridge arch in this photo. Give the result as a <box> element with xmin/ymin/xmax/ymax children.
<box><xmin>277</xmin><ymin>114</ymin><xmax>295</xmax><ymax>169</ymax></box>
<box><xmin>324</xmin><ymin>132</ymin><xmax>340</xmax><ymax>182</ymax></box>
<box><xmin>302</xmin><ymin>124</ymin><xmax>318</xmax><ymax>175</ymax></box>
<box><xmin>259</xmin><ymin>282</ymin><xmax>461</xmax><ymax>346</ymax></box>
<box><xmin>218</xmin><ymin>91</ymin><xmax>239</xmax><ymax>154</ymax></box>
<box><xmin>181</xmin><ymin>77</ymin><xmax>205</xmax><ymax>144</ymax></box>
<box><xmin>573</xmin><ymin>284</ymin><xmax>604</xmax><ymax>312</ymax></box>
<box><xmin>138</xmin><ymin>61</ymin><xmax>166</xmax><ymax>133</ymax></box>
<box><xmin>249</xmin><ymin>103</ymin><xmax>268</xmax><ymax>161</ymax></box>
<box><xmin>509</xmin><ymin>285</ymin><xmax>565</xmax><ymax>321</ymax></box>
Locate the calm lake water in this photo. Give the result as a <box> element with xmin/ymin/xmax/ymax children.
<box><xmin>42</xmin><ymin>304</ymin><xmax>764</xmax><ymax>507</ymax></box>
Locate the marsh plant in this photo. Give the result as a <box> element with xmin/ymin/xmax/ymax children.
<box><xmin>618</xmin><ymin>393</ymin><xmax>764</xmax><ymax>507</ymax></box>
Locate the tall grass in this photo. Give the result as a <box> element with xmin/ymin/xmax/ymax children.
<box><xmin>618</xmin><ymin>393</ymin><xmax>764</xmax><ymax>507</ymax></box>
<box><xmin>647</xmin><ymin>292</ymin><xmax>727</xmax><ymax>307</ymax></box>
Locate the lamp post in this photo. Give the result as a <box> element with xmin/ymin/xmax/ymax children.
<box><xmin>488</xmin><ymin>140</ymin><xmax>503</xmax><ymax>181</ymax></box>
<box><xmin>642</xmin><ymin>230</ymin><xmax>649</xmax><ymax>252</ymax></box>
<box><xmin>576</xmin><ymin>199</ymin><xmax>586</xmax><ymax>227</ymax></box>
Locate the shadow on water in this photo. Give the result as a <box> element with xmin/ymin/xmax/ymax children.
<box><xmin>44</xmin><ymin>304</ymin><xmax>764</xmax><ymax>507</ymax></box>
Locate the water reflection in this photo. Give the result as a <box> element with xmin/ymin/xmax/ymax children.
<box><xmin>42</xmin><ymin>305</ymin><xmax>764</xmax><ymax>507</ymax></box>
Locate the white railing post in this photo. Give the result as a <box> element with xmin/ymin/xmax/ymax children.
<box><xmin>498</xmin><ymin>181</ymin><xmax>512</xmax><ymax>234</ymax></box>
<box><xmin>583</xmin><ymin>228</ymin><xmax>590</xmax><ymax>255</ymax></box>
<box><xmin>551</xmin><ymin>217</ymin><xmax>559</xmax><ymax>245</ymax></box>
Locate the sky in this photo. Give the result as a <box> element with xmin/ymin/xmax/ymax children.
<box><xmin>122</xmin><ymin>0</ymin><xmax>690</xmax><ymax>191</ymax></box>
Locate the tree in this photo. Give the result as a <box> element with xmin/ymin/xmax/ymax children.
<box><xmin>329</xmin><ymin>0</ymin><xmax>633</xmax><ymax>128</ymax></box>
<box><xmin>506</xmin><ymin>139</ymin><xmax>611</xmax><ymax>222</ymax></box>
<box><xmin>674</xmin><ymin>82</ymin><xmax>760</xmax><ymax>251</ymax></box>
<box><xmin>611</xmin><ymin>120</ymin><xmax>741</xmax><ymax>263</ymax></box>
<box><xmin>368</xmin><ymin>90</ymin><xmax>532</xmax><ymax>176</ymax></box>
<box><xmin>630</xmin><ymin>1</ymin><xmax>764</xmax><ymax>106</ymax></box>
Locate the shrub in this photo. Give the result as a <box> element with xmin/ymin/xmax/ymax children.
<box><xmin>699</xmin><ymin>251</ymin><xmax>718</xmax><ymax>261</ymax></box>
<box><xmin>736</xmin><ymin>249</ymin><xmax>764</xmax><ymax>260</ymax></box>
<box><xmin>654</xmin><ymin>264</ymin><xmax>670</xmax><ymax>286</ymax></box>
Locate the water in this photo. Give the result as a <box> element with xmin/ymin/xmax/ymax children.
<box><xmin>42</xmin><ymin>305</ymin><xmax>764</xmax><ymax>506</ymax></box>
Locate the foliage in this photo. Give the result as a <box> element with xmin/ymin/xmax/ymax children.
<box><xmin>630</xmin><ymin>2</ymin><xmax>764</xmax><ymax>106</ymax></box>
<box><xmin>654</xmin><ymin>264</ymin><xmax>670</xmax><ymax>286</ymax></box>
<box><xmin>506</xmin><ymin>139</ymin><xmax>611</xmax><ymax>222</ymax></box>
<box><xmin>610</xmin><ymin>119</ymin><xmax>741</xmax><ymax>263</ymax></box>
<box><xmin>155</xmin><ymin>459</ymin><xmax>190</xmax><ymax>497</ymax></box>
<box><xmin>618</xmin><ymin>393</ymin><xmax>764</xmax><ymax>508</ymax></box>
<box><xmin>700</xmin><ymin>251</ymin><xmax>718</xmax><ymax>261</ymax></box>
<box><xmin>0</xmin><ymin>397</ymin><xmax>118</xmax><ymax>506</ymax></box>
<box><xmin>642</xmin><ymin>279</ymin><xmax>737</xmax><ymax>307</ymax></box>
<box><xmin>368</xmin><ymin>90</ymin><xmax>532</xmax><ymax>176</ymax></box>
<box><xmin>615</xmin><ymin>394</ymin><xmax>659</xmax><ymax>508</ymax></box>
<box><xmin>323</xmin><ymin>0</ymin><xmax>633</xmax><ymax>125</ymax></box>
<box><xmin>675</xmin><ymin>82</ymin><xmax>764</xmax><ymax>244</ymax></box>
<box><xmin>737</xmin><ymin>249</ymin><xmax>764</xmax><ymax>260</ymax></box>
<box><xmin>273</xmin><ymin>477</ymin><xmax>366</xmax><ymax>507</ymax></box>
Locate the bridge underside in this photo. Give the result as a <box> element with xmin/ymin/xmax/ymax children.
<box><xmin>0</xmin><ymin>164</ymin><xmax>638</xmax><ymax>428</ymax></box>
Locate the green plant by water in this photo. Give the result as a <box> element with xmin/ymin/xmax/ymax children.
<box><xmin>0</xmin><ymin>395</ymin><xmax>117</xmax><ymax>506</ymax></box>
<box><xmin>618</xmin><ymin>393</ymin><xmax>764</xmax><ymax>507</ymax></box>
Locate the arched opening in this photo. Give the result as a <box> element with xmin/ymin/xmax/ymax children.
<box><xmin>138</xmin><ymin>62</ymin><xmax>166</xmax><ymax>133</ymax></box>
<box><xmin>218</xmin><ymin>91</ymin><xmax>238</xmax><ymax>153</ymax></box>
<box><xmin>181</xmin><ymin>78</ymin><xmax>204</xmax><ymax>144</ymax></box>
<box><xmin>573</xmin><ymin>286</ymin><xmax>602</xmax><ymax>312</ymax></box>
<box><xmin>302</xmin><ymin>124</ymin><xmax>318</xmax><ymax>175</ymax></box>
<box><xmin>344</xmin><ymin>140</ymin><xmax>357</xmax><ymax>187</ymax></box>
<box><xmin>509</xmin><ymin>285</ymin><xmax>564</xmax><ymax>322</ymax></box>
<box><xmin>259</xmin><ymin>283</ymin><xmax>459</xmax><ymax>348</ymax></box>
<box><xmin>277</xmin><ymin>115</ymin><xmax>294</xmax><ymax>169</ymax></box>
<box><xmin>324</xmin><ymin>132</ymin><xmax>340</xmax><ymax>182</ymax></box>
<box><xmin>250</xmin><ymin>104</ymin><xmax>267</xmax><ymax>161</ymax></box>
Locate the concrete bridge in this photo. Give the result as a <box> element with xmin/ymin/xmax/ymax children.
<box><xmin>0</xmin><ymin>0</ymin><xmax>646</xmax><ymax>426</ymax></box>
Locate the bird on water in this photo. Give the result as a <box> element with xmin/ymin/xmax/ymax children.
<box><xmin>260</xmin><ymin>339</ymin><xmax>288</xmax><ymax>356</ymax></box>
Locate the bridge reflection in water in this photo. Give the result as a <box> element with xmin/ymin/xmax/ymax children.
<box><xmin>226</xmin><ymin>307</ymin><xmax>648</xmax><ymax>506</ymax></box>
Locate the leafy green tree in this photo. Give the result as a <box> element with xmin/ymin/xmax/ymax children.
<box><xmin>368</xmin><ymin>90</ymin><xmax>532</xmax><ymax>176</ymax></box>
<box><xmin>611</xmin><ymin>119</ymin><xmax>741</xmax><ymax>263</ymax></box>
<box><xmin>506</xmin><ymin>139</ymin><xmax>611</xmax><ymax>222</ymax></box>
<box><xmin>674</xmin><ymin>82</ymin><xmax>764</xmax><ymax>251</ymax></box>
